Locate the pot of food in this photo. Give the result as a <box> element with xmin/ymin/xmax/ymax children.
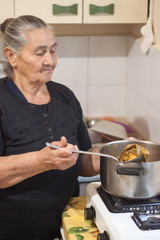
<box><xmin>100</xmin><ymin>140</ymin><xmax>160</xmax><ymax>199</ymax></box>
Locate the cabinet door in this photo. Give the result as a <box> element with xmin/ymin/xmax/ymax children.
<box><xmin>15</xmin><ymin>0</ymin><xmax>82</xmax><ymax>24</ymax></box>
<box><xmin>0</xmin><ymin>0</ymin><xmax>14</xmax><ymax>23</ymax></box>
<box><xmin>83</xmin><ymin>0</ymin><xmax>148</xmax><ymax>23</ymax></box>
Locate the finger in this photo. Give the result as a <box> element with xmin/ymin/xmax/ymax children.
<box><xmin>73</xmin><ymin>145</ymin><xmax>79</xmax><ymax>151</ymax></box>
<box><xmin>125</xmin><ymin>137</ymin><xmax>138</xmax><ymax>141</ymax></box>
<box><xmin>60</xmin><ymin>136</ymin><xmax>67</xmax><ymax>147</ymax></box>
<box><xmin>50</xmin><ymin>136</ymin><xmax>67</xmax><ymax>148</ymax></box>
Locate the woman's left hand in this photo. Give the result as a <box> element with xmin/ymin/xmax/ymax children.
<box><xmin>38</xmin><ymin>136</ymin><xmax>79</xmax><ymax>171</ymax></box>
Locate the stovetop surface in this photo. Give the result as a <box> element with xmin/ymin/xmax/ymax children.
<box><xmin>97</xmin><ymin>186</ymin><xmax>160</xmax><ymax>213</ymax></box>
<box><xmin>86</xmin><ymin>182</ymin><xmax>160</xmax><ymax>240</ymax></box>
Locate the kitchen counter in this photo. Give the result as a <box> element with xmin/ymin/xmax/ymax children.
<box><xmin>85</xmin><ymin>116</ymin><xmax>147</xmax><ymax>144</ymax></box>
<box><xmin>62</xmin><ymin>196</ymin><xmax>99</xmax><ymax>240</ymax></box>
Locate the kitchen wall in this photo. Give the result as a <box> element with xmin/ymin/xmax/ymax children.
<box><xmin>53</xmin><ymin>36</ymin><xmax>160</xmax><ymax>144</ymax></box>
<box><xmin>53</xmin><ymin>35</ymin><xmax>127</xmax><ymax>118</ymax></box>
<box><xmin>0</xmin><ymin>35</ymin><xmax>160</xmax><ymax>143</ymax></box>
<box><xmin>127</xmin><ymin>37</ymin><xmax>160</xmax><ymax>143</ymax></box>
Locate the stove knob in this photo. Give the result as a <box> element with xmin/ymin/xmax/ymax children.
<box><xmin>97</xmin><ymin>231</ymin><xmax>110</xmax><ymax>240</ymax></box>
<box><xmin>84</xmin><ymin>206</ymin><xmax>95</xmax><ymax>220</ymax></box>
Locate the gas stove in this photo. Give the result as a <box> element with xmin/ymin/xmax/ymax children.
<box><xmin>85</xmin><ymin>182</ymin><xmax>160</xmax><ymax>240</ymax></box>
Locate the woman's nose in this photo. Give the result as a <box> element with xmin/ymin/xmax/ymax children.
<box><xmin>43</xmin><ymin>52</ymin><xmax>55</xmax><ymax>65</ymax></box>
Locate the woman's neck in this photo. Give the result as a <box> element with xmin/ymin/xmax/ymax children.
<box><xmin>12</xmin><ymin>76</ymin><xmax>51</xmax><ymax>105</ymax></box>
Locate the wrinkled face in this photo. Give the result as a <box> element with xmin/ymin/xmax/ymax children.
<box><xmin>14</xmin><ymin>28</ymin><xmax>57</xmax><ymax>84</ymax></box>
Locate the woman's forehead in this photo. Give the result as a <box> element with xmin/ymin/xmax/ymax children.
<box><xmin>24</xmin><ymin>29</ymin><xmax>56</xmax><ymax>49</ymax></box>
<box><xmin>26</xmin><ymin>29</ymin><xmax>55</xmax><ymax>45</ymax></box>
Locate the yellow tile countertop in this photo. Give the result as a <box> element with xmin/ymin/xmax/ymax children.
<box><xmin>62</xmin><ymin>196</ymin><xmax>99</xmax><ymax>240</ymax></box>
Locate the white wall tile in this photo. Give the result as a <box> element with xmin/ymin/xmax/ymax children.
<box><xmin>127</xmin><ymin>37</ymin><xmax>153</xmax><ymax>102</ymax></box>
<box><xmin>69</xmin><ymin>86</ymin><xmax>88</xmax><ymax>117</ymax></box>
<box><xmin>126</xmin><ymin>87</ymin><xmax>137</xmax><ymax>120</ymax></box>
<box><xmin>88</xmin><ymin>36</ymin><xmax>127</xmax><ymax>85</ymax></box>
<box><xmin>88</xmin><ymin>85</ymin><xmax>126</xmax><ymax>118</ymax></box>
<box><xmin>150</xmin><ymin>49</ymin><xmax>160</xmax><ymax>111</ymax></box>
<box><xmin>52</xmin><ymin>36</ymin><xmax>88</xmax><ymax>87</ymax></box>
<box><xmin>52</xmin><ymin>36</ymin><xmax>127</xmax><ymax>119</ymax></box>
<box><xmin>0</xmin><ymin>63</ymin><xmax>6</xmax><ymax>78</ymax></box>
<box><xmin>0</xmin><ymin>38</ymin><xmax>7</xmax><ymax>78</ymax></box>
<box><xmin>127</xmin><ymin>87</ymin><xmax>150</xmax><ymax>139</ymax></box>
<box><xmin>0</xmin><ymin>38</ymin><xmax>6</xmax><ymax>62</ymax></box>
<box><xmin>148</xmin><ymin>106</ymin><xmax>160</xmax><ymax>144</ymax></box>
<box><xmin>127</xmin><ymin>37</ymin><xmax>160</xmax><ymax>143</ymax></box>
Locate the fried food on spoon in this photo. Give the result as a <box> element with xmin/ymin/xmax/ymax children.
<box><xmin>117</xmin><ymin>144</ymin><xmax>149</xmax><ymax>162</ymax></box>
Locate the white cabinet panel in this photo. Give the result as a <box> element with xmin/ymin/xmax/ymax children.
<box><xmin>0</xmin><ymin>0</ymin><xmax>14</xmax><ymax>23</ymax></box>
<box><xmin>83</xmin><ymin>0</ymin><xmax>148</xmax><ymax>23</ymax></box>
<box><xmin>15</xmin><ymin>0</ymin><xmax>82</xmax><ymax>24</ymax></box>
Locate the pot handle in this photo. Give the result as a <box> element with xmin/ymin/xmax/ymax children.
<box><xmin>117</xmin><ymin>166</ymin><xmax>144</xmax><ymax>176</ymax></box>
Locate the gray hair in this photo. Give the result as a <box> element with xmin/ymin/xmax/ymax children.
<box><xmin>0</xmin><ymin>15</ymin><xmax>52</xmax><ymax>76</ymax></box>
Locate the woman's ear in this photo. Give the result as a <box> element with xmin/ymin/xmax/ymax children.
<box><xmin>4</xmin><ymin>47</ymin><xmax>17</xmax><ymax>67</ymax></box>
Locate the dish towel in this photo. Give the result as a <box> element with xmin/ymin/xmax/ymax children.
<box><xmin>140</xmin><ymin>0</ymin><xmax>156</xmax><ymax>53</ymax></box>
<box><xmin>62</xmin><ymin>196</ymin><xmax>99</xmax><ymax>240</ymax></box>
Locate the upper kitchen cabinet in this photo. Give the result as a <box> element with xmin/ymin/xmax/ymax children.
<box><xmin>83</xmin><ymin>0</ymin><xmax>148</xmax><ymax>23</ymax></box>
<box><xmin>15</xmin><ymin>0</ymin><xmax>82</xmax><ymax>24</ymax></box>
<box><xmin>0</xmin><ymin>0</ymin><xmax>14</xmax><ymax>23</ymax></box>
<box><xmin>14</xmin><ymin>0</ymin><xmax>147</xmax><ymax>25</ymax></box>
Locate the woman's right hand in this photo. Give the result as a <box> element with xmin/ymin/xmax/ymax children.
<box><xmin>38</xmin><ymin>136</ymin><xmax>79</xmax><ymax>171</ymax></box>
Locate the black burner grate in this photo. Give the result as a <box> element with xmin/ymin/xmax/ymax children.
<box><xmin>97</xmin><ymin>186</ymin><xmax>160</xmax><ymax>213</ymax></box>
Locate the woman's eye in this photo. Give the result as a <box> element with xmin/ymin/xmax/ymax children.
<box><xmin>36</xmin><ymin>52</ymin><xmax>44</xmax><ymax>56</ymax></box>
<box><xmin>50</xmin><ymin>50</ymin><xmax>56</xmax><ymax>54</ymax></box>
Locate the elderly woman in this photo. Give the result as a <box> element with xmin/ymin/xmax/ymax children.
<box><xmin>0</xmin><ymin>15</ymin><xmax>100</xmax><ymax>240</ymax></box>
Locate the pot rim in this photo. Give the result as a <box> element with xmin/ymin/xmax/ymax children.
<box><xmin>100</xmin><ymin>139</ymin><xmax>160</xmax><ymax>164</ymax></box>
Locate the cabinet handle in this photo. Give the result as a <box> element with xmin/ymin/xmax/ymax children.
<box><xmin>89</xmin><ymin>4</ymin><xmax>114</xmax><ymax>15</ymax></box>
<box><xmin>52</xmin><ymin>4</ymin><xmax>78</xmax><ymax>15</ymax></box>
